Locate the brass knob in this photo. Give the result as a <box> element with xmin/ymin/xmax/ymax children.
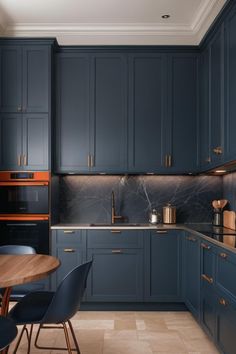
<box><xmin>213</xmin><ymin>146</ymin><xmax>222</xmax><ymax>155</ymax></box>
<box><xmin>219</xmin><ymin>298</ymin><xmax>227</xmax><ymax>306</ymax></box>
<box><xmin>201</xmin><ymin>242</ymin><xmax>211</xmax><ymax>250</ymax></box>
<box><xmin>219</xmin><ymin>252</ymin><xmax>227</xmax><ymax>259</ymax></box>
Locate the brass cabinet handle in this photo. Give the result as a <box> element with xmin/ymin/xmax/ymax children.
<box><xmin>156</xmin><ymin>230</ymin><xmax>167</xmax><ymax>234</ymax></box>
<box><xmin>111</xmin><ymin>230</ymin><xmax>121</xmax><ymax>233</ymax></box>
<box><xmin>186</xmin><ymin>236</ymin><xmax>197</xmax><ymax>242</ymax></box>
<box><xmin>17</xmin><ymin>155</ymin><xmax>21</xmax><ymax>166</ymax></box>
<box><xmin>17</xmin><ymin>106</ymin><xmax>22</xmax><ymax>112</ymax></box>
<box><xmin>219</xmin><ymin>298</ymin><xmax>228</xmax><ymax>307</ymax></box>
<box><xmin>213</xmin><ymin>146</ymin><xmax>222</xmax><ymax>155</ymax></box>
<box><xmin>64</xmin><ymin>248</ymin><xmax>75</xmax><ymax>252</ymax></box>
<box><xmin>90</xmin><ymin>155</ymin><xmax>94</xmax><ymax>168</ymax></box>
<box><xmin>219</xmin><ymin>252</ymin><xmax>227</xmax><ymax>259</ymax></box>
<box><xmin>23</xmin><ymin>154</ymin><xmax>27</xmax><ymax>166</ymax></box>
<box><xmin>205</xmin><ymin>157</ymin><xmax>211</xmax><ymax>163</ymax></box>
<box><xmin>165</xmin><ymin>155</ymin><xmax>168</xmax><ymax>168</ymax></box>
<box><xmin>201</xmin><ymin>242</ymin><xmax>211</xmax><ymax>250</ymax></box>
<box><xmin>201</xmin><ymin>274</ymin><xmax>213</xmax><ymax>284</ymax></box>
<box><xmin>168</xmin><ymin>155</ymin><xmax>172</xmax><ymax>167</ymax></box>
<box><xmin>63</xmin><ymin>230</ymin><xmax>75</xmax><ymax>234</ymax></box>
<box><xmin>112</xmin><ymin>249</ymin><xmax>122</xmax><ymax>253</ymax></box>
<box><xmin>87</xmin><ymin>155</ymin><xmax>90</xmax><ymax>168</ymax></box>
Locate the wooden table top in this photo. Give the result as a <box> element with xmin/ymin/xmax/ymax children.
<box><xmin>0</xmin><ymin>254</ymin><xmax>60</xmax><ymax>288</ymax></box>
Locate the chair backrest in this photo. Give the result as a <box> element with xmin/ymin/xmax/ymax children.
<box><xmin>42</xmin><ymin>260</ymin><xmax>92</xmax><ymax>324</ymax></box>
<box><xmin>0</xmin><ymin>245</ymin><xmax>36</xmax><ymax>255</ymax></box>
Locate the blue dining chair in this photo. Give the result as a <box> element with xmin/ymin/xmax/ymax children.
<box><xmin>8</xmin><ymin>260</ymin><xmax>92</xmax><ymax>354</ymax></box>
<box><xmin>0</xmin><ymin>316</ymin><xmax>18</xmax><ymax>351</ymax></box>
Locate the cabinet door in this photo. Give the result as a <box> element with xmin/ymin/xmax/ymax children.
<box><xmin>86</xmin><ymin>248</ymin><xmax>143</xmax><ymax>302</ymax></box>
<box><xmin>128</xmin><ymin>54</ymin><xmax>167</xmax><ymax>173</ymax></box>
<box><xmin>225</xmin><ymin>7</ymin><xmax>236</xmax><ymax>162</ymax></box>
<box><xmin>168</xmin><ymin>54</ymin><xmax>198</xmax><ymax>173</ymax></box>
<box><xmin>216</xmin><ymin>291</ymin><xmax>236</xmax><ymax>354</ymax></box>
<box><xmin>22</xmin><ymin>46</ymin><xmax>50</xmax><ymax>113</ymax></box>
<box><xmin>209</xmin><ymin>25</ymin><xmax>224</xmax><ymax>164</ymax></box>
<box><xmin>145</xmin><ymin>230</ymin><xmax>182</xmax><ymax>302</ymax></box>
<box><xmin>56</xmin><ymin>54</ymin><xmax>90</xmax><ymax>172</ymax></box>
<box><xmin>22</xmin><ymin>114</ymin><xmax>48</xmax><ymax>170</ymax></box>
<box><xmin>183</xmin><ymin>233</ymin><xmax>200</xmax><ymax>319</ymax></box>
<box><xmin>90</xmin><ymin>54</ymin><xmax>128</xmax><ymax>172</ymax></box>
<box><xmin>199</xmin><ymin>48</ymin><xmax>211</xmax><ymax>169</ymax></box>
<box><xmin>0</xmin><ymin>46</ymin><xmax>22</xmax><ymax>113</ymax></box>
<box><xmin>201</xmin><ymin>286</ymin><xmax>216</xmax><ymax>339</ymax></box>
<box><xmin>0</xmin><ymin>114</ymin><xmax>22</xmax><ymax>170</ymax></box>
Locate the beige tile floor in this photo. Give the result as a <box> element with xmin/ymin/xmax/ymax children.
<box><xmin>9</xmin><ymin>310</ymin><xmax>220</xmax><ymax>354</ymax></box>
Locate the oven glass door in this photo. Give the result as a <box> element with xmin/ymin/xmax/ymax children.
<box><xmin>0</xmin><ymin>184</ymin><xmax>48</xmax><ymax>214</ymax></box>
<box><xmin>0</xmin><ymin>220</ymin><xmax>49</xmax><ymax>254</ymax></box>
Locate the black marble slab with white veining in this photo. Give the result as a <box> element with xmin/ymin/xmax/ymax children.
<box><xmin>59</xmin><ymin>175</ymin><xmax>222</xmax><ymax>224</ymax></box>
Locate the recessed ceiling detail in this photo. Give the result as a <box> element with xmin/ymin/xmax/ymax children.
<box><xmin>0</xmin><ymin>0</ymin><xmax>227</xmax><ymax>45</ymax></box>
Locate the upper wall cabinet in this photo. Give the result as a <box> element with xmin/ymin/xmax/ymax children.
<box><xmin>225</xmin><ymin>5</ymin><xmax>236</xmax><ymax>162</ymax></box>
<box><xmin>128</xmin><ymin>54</ymin><xmax>168</xmax><ymax>173</ymax></box>
<box><xmin>56</xmin><ymin>53</ymin><xmax>128</xmax><ymax>173</ymax></box>
<box><xmin>0</xmin><ymin>40</ymin><xmax>53</xmax><ymax>171</ymax></box>
<box><xmin>0</xmin><ymin>45</ymin><xmax>50</xmax><ymax>113</ymax></box>
<box><xmin>167</xmin><ymin>54</ymin><xmax>198</xmax><ymax>173</ymax></box>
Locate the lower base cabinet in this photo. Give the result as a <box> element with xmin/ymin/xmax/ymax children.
<box><xmin>145</xmin><ymin>229</ymin><xmax>182</xmax><ymax>302</ymax></box>
<box><xmin>86</xmin><ymin>248</ymin><xmax>143</xmax><ymax>302</ymax></box>
<box><xmin>201</xmin><ymin>285</ymin><xmax>216</xmax><ymax>339</ymax></box>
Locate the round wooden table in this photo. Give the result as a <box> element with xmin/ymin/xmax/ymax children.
<box><xmin>0</xmin><ymin>254</ymin><xmax>60</xmax><ymax>316</ymax></box>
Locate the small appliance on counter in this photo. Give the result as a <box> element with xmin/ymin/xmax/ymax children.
<box><xmin>162</xmin><ymin>203</ymin><xmax>176</xmax><ymax>224</ymax></box>
<box><xmin>149</xmin><ymin>209</ymin><xmax>160</xmax><ymax>224</ymax></box>
<box><xmin>212</xmin><ymin>199</ymin><xmax>228</xmax><ymax>226</ymax></box>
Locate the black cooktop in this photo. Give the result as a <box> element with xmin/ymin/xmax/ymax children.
<box><xmin>187</xmin><ymin>224</ymin><xmax>236</xmax><ymax>248</ymax></box>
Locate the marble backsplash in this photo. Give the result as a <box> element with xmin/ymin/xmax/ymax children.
<box><xmin>59</xmin><ymin>175</ymin><xmax>222</xmax><ymax>224</ymax></box>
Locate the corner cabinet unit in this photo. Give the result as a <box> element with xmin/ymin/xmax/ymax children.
<box><xmin>86</xmin><ymin>229</ymin><xmax>144</xmax><ymax>302</ymax></box>
<box><xmin>56</xmin><ymin>53</ymin><xmax>128</xmax><ymax>173</ymax></box>
<box><xmin>144</xmin><ymin>229</ymin><xmax>182</xmax><ymax>302</ymax></box>
<box><xmin>0</xmin><ymin>40</ymin><xmax>54</xmax><ymax>171</ymax></box>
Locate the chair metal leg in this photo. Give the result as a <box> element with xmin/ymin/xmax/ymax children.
<box><xmin>34</xmin><ymin>322</ymin><xmax>80</xmax><ymax>352</ymax></box>
<box><xmin>13</xmin><ymin>324</ymin><xmax>33</xmax><ymax>354</ymax></box>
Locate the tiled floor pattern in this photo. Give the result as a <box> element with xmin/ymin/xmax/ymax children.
<box><xmin>10</xmin><ymin>311</ymin><xmax>220</xmax><ymax>354</ymax></box>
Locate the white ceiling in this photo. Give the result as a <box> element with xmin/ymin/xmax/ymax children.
<box><xmin>0</xmin><ymin>0</ymin><xmax>227</xmax><ymax>45</ymax></box>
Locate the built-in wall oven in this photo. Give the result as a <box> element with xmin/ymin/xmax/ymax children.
<box><xmin>0</xmin><ymin>171</ymin><xmax>50</xmax><ymax>255</ymax></box>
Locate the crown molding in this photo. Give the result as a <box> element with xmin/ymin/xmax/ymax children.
<box><xmin>0</xmin><ymin>0</ymin><xmax>226</xmax><ymax>45</ymax></box>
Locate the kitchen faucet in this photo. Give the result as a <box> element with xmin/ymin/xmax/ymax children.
<box><xmin>111</xmin><ymin>191</ymin><xmax>125</xmax><ymax>224</ymax></box>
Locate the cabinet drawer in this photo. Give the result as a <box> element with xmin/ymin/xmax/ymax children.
<box><xmin>87</xmin><ymin>229</ymin><xmax>144</xmax><ymax>248</ymax></box>
<box><xmin>216</xmin><ymin>249</ymin><xmax>236</xmax><ymax>300</ymax></box>
<box><xmin>55</xmin><ymin>229</ymin><xmax>83</xmax><ymax>244</ymax></box>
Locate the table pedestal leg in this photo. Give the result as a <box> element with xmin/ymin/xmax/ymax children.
<box><xmin>1</xmin><ymin>287</ymin><xmax>13</xmax><ymax>354</ymax></box>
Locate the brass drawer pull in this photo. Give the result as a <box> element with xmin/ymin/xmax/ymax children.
<box><xmin>219</xmin><ymin>252</ymin><xmax>227</xmax><ymax>259</ymax></box>
<box><xmin>111</xmin><ymin>230</ymin><xmax>121</xmax><ymax>233</ymax></box>
<box><xmin>112</xmin><ymin>249</ymin><xmax>122</xmax><ymax>254</ymax></box>
<box><xmin>186</xmin><ymin>236</ymin><xmax>197</xmax><ymax>242</ymax></box>
<box><xmin>168</xmin><ymin>155</ymin><xmax>172</xmax><ymax>167</ymax></box>
<box><xmin>63</xmin><ymin>230</ymin><xmax>75</xmax><ymax>234</ymax></box>
<box><xmin>17</xmin><ymin>155</ymin><xmax>21</xmax><ymax>166</ymax></box>
<box><xmin>156</xmin><ymin>230</ymin><xmax>167</xmax><ymax>234</ymax></box>
<box><xmin>219</xmin><ymin>298</ymin><xmax>228</xmax><ymax>307</ymax></box>
<box><xmin>64</xmin><ymin>248</ymin><xmax>75</xmax><ymax>253</ymax></box>
<box><xmin>201</xmin><ymin>242</ymin><xmax>211</xmax><ymax>250</ymax></box>
<box><xmin>201</xmin><ymin>274</ymin><xmax>213</xmax><ymax>284</ymax></box>
<box><xmin>213</xmin><ymin>146</ymin><xmax>222</xmax><ymax>155</ymax></box>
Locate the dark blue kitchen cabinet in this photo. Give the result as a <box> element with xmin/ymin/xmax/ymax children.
<box><xmin>0</xmin><ymin>45</ymin><xmax>50</xmax><ymax>113</ymax></box>
<box><xmin>209</xmin><ymin>24</ymin><xmax>225</xmax><ymax>166</ymax></box>
<box><xmin>51</xmin><ymin>229</ymin><xmax>86</xmax><ymax>290</ymax></box>
<box><xmin>86</xmin><ymin>248</ymin><xmax>143</xmax><ymax>302</ymax></box>
<box><xmin>0</xmin><ymin>113</ymin><xmax>48</xmax><ymax>170</ymax></box>
<box><xmin>167</xmin><ymin>54</ymin><xmax>198</xmax><ymax>173</ymax></box>
<box><xmin>90</xmin><ymin>54</ymin><xmax>128</xmax><ymax>173</ymax></box>
<box><xmin>128</xmin><ymin>54</ymin><xmax>167</xmax><ymax>173</ymax></box>
<box><xmin>215</xmin><ymin>247</ymin><xmax>236</xmax><ymax>301</ymax></box>
<box><xmin>56</xmin><ymin>53</ymin><xmax>128</xmax><ymax>173</ymax></box>
<box><xmin>56</xmin><ymin>53</ymin><xmax>90</xmax><ymax>172</ymax></box>
<box><xmin>225</xmin><ymin>5</ymin><xmax>236</xmax><ymax>162</ymax></box>
<box><xmin>199</xmin><ymin>47</ymin><xmax>211</xmax><ymax>169</ymax></box>
<box><xmin>216</xmin><ymin>290</ymin><xmax>236</xmax><ymax>354</ymax></box>
<box><xmin>183</xmin><ymin>233</ymin><xmax>200</xmax><ymax>319</ymax></box>
<box><xmin>144</xmin><ymin>229</ymin><xmax>182</xmax><ymax>302</ymax></box>
<box><xmin>200</xmin><ymin>240</ymin><xmax>216</xmax><ymax>339</ymax></box>
<box><xmin>86</xmin><ymin>229</ymin><xmax>143</xmax><ymax>302</ymax></box>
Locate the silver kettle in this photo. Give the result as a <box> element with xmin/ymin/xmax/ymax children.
<box><xmin>149</xmin><ymin>209</ymin><xmax>160</xmax><ymax>224</ymax></box>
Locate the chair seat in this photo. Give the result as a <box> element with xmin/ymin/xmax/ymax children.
<box><xmin>0</xmin><ymin>316</ymin><xmax>18</xmax><ymax>350</ymax></box>
<box><xmin>8</xmin><ymin>291</ymin><xmax>54</xmax><ymax>325</ymax></box>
